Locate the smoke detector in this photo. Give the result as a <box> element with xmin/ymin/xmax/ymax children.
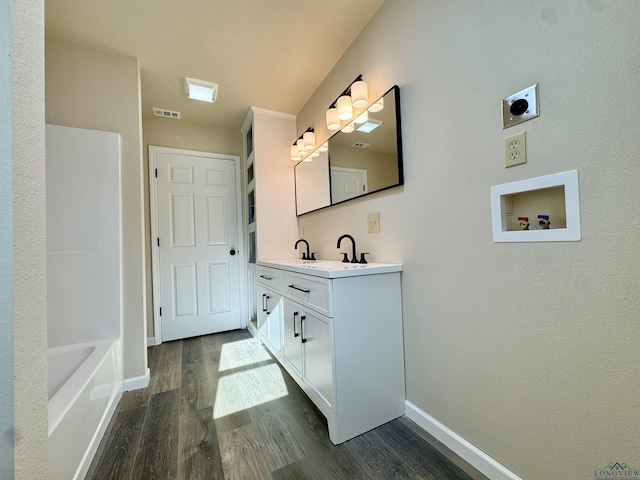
<box><xmin>152</xmin><ymin>108</ymin><xmax>181</xmax><ymax>119</ymax></box>
<box><xmin>352</xmin><ymin>142</ymin><xmax>370</xmax><ymax>149</ymax></box>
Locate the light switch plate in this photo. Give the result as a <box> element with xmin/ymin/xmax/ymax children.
<box><xmin>502</xmin><ymin>84</ymin><xmax>539</xmax><ymax>129</ymax></box>
<box><xmin>367</xmin><ymin>212</ymin><xmax>380</xmax><ymax>233</ymax></box>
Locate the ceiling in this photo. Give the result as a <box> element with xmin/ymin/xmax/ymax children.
<box><xmin>45</xmin><ymin>0</ymin><xmax>385</xmax><ymax>132</ymax></box>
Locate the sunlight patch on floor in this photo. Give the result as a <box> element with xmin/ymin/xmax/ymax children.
<box><xmin>213</xmin><ymin>363</ymin><xmax>289</xmax><ymax>419</ymax></box>
<box><xmin>218</xmin><ymin>337</ymin><xmax>272</xmax><ymax>372</ymax></box>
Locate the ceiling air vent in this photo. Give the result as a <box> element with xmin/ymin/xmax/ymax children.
<box><xmin>352</xmin><ymin>142</ymin><xmax>370</xmax><ymax>149</ymax></box>
<box><xmin>152</xmin><ymin>108</ymin><xmax>181</xmax><ymax>119</ymax></box>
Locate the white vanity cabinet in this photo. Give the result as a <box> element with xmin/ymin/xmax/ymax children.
<box><xmin>256</xmin><ymin>260</ymin><xmax>405</xmax><ymax>445</ymax></box>
<box><xmin>256</xmin><ymin>266</ymin><xmax>283</xmax><ymax>353</ymax></box>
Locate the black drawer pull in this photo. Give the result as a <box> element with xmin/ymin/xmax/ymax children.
<box><xmin>293</xmin><ymin>311</ymin><xmax>299</xmax><ymax>337</ymax></box>
<box><xmin>288</xmin><ymin>284</ymin><xmax>310</xmax><ymax>293</ymax></box>
<box><xmin>259</xmin><ymin>275</ymin><xmax>273</xmax><ymax>280</ymax></box>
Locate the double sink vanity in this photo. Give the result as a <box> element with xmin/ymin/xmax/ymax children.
<box><xmin>256</xmin><ymin>258</ymin><xmax>405</xmax><ymax>444</ymax></box>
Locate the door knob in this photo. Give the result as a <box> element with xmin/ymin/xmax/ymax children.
<box><xmin>230</xmin><ymin>249</ymin><xmax>236</xmax><ymax>255</ymax></box>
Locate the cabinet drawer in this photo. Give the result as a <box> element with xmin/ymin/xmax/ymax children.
<box><xmin>282</xmin><ymin>272</ymin><xmax>330</xmax><ymax>316</ymax></box>
<box><xmin>256</xmin><ymin>267</ymin><xmax>282</xmax><ymax>292</ymax></box>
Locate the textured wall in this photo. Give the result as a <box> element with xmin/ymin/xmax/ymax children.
<box><xmin>142</xmin><ymin>116</ymin><xmax>241</xmax><ymax>338</ymax></box>
<box><xmin>296</xmin><ymin>1</ymin><xmax>640</xmax><ymax>478</ymax></box>
<box><xmin>0</xmin><ymin>1</ymin><xmax>14</xmax><ymax>476</ymax></box>
<box><xmin>10</xmin><ymin>0</ymin><xmax>49</xmax><ymax>477</ymax></box>
<box><xmin>45</xmin><ymin>38</ymin><xmax>148</xmax><ymax>380</ymax></box>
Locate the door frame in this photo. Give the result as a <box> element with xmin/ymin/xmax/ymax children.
<box><xmin>148</xmin><ymin>145</ymin><xmax>245</xmax><ymax>345</ymax></box>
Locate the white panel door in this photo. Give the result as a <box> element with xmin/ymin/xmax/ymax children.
<box><xmin>330</xmin><ymin>166</ymin><xmax>368</xmax><ymax>203</ymax></box>
<box><xmin>154</xmin><ymin>150</ymin><xmax>241</xmax><ymax>341</ymax></box>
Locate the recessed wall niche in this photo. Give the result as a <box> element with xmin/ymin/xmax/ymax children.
<box><xmin>491</xmin><ymin>170</ymin><xmax>581</xmax><ymax>242</ymax></box>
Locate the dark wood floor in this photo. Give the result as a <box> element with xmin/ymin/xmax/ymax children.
<box><xmin>86</xmin><ymin>330</ymin><xmax>488</xmax><ymax>480</ymax></box>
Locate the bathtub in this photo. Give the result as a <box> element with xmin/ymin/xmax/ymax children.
<box><xmin>48</xmin><ymin>338</ymin><xmax>123</xmax><ymax>480</ymax></box>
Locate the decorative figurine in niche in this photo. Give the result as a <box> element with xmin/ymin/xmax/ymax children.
<box><xmin>517</xmin><ymin>216</ymin><xmax>529</xmax><ymax>230</ymax></box>
<box><xmin>538</xmin><ymin>214</ymin><xmax>551</xmax><ymax>229</ymax></box>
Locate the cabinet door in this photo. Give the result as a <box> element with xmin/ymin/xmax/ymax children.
<box><xmin>257</xmin><ymin>284</ymin><xmax>282</xmax><ymax>353</ymax></box>
<box><xmin>282</xmin><ymin>299</ymin><xmax>302</xmax><ymax>377</ymax></box>
<box><xmin>301</xmin><ymin>309</ymin><xmax>333</xmax><ymax>410</ymax></box>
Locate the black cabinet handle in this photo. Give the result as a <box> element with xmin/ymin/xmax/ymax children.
<box><xmin>300</xmin><ymin>315</ymin><xmax>307</xmax><ymax>343</ymax></box>
<box><xmin>293</xmin><ymin>311</ymin><xmax>299</xmax><ymax>337</ymax></box>
<box><xmin>259</xmin><ymin>275</ymin><xmax>273</xmax><ymax>280</ymax></box>
<box><xmin>262</xmin><ymin>293</ymin><xmax>267</xmax><ymax>312</ymax></box>
<box><xmin>288</xmin><ymin>284</ymin><xmax>310</xmax><ymax>293</ymax></box>
<box><xmin>265</xmin><ymin>295</ymin><xmax>271</xmax><ymax>315</ymax></box>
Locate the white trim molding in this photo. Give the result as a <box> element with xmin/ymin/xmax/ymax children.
<box><xmin>147</xmin><ymin>337</ymin><xmax>156</xmax><ymax>347</ymax></box>
<box><xmin>123</xmin><ymin>368</ymin><xmax>150</xmax><ymax>391</ymax></box>
<box><xmin>405</xmin><ymin>400</ymin><xmax>523</xmax><ymax>480</ymax></box>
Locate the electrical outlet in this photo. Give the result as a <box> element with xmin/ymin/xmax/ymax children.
<box><xmin>505</xmin><ymin>132</ymin><xmax>527</xmax><ymax>168</ymax></box>
<box><xmin>367</xmin><ymin>212</ymin><xmax>380</xmax><ymax>233</ymax></box>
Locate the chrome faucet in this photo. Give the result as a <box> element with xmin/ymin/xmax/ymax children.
<box><xmin>336</xmin><ymin>234</ymin><xmax>359</xmax><ymax>263</ymax></box>
<box><xmin>295</xmin><ymin>239</ymin><xmax>312</xmax><ymax>260</ymax></box>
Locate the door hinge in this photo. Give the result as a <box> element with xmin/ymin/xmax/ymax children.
<box><xmin>157</xmin><ymin>237</ymin><xmax>160</xmax><ymax>247</ymax></box>
<box><xmin>155</xmin><ymin>168</ymin><xmax>158</xmax><ymax>178</ymax></box>
<box><xmin>159</xmin><ymin>307</ymin><xmax>162</xmax><ymax>316</ymax></box>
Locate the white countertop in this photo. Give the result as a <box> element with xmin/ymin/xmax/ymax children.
<box><xmin>257</xmin><ymin>258</ymin><xmax>402</xmax><ymax>279</ymax></box>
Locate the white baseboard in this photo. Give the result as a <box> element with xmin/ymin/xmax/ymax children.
<box><xmin>405</xmin><ymin>400</ymin><xmax>522</xmax><ymax>480</ymax></box>
<box><xmin>123</xmin><ymin>367</ymin><xmax>150</xmax><ymax>391</ymax></box>
<box><xmin>147</xmin><ymin>336</ymin><xmax>156</xmax><ymax>347</ymax></box>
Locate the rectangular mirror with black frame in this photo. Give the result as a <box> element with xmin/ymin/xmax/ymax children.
<box><xmin>295</xmin><ymin>85</ymin><xmax>403</xmax><ymax>215</ymax></box>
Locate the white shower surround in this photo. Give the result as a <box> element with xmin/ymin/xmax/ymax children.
<box><xmin>46</xmin><ymin>124</ymin><xmax>123</xmax><ymax>479</ymax></box>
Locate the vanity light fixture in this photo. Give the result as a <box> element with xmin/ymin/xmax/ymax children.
<box><xmin>184</xmin><ymin>77</ymin><xmax>218</xmax><ymax>103</ymax></box>
<box><xmin>356</xmin><ymin>118</ymin><xmax>383</xmax><ymax>133</ymax></box>
<box><xmin>291</xmin><ymin>128</ymin><xmax>315</xmax><ymax>161</ymax></box>
<box><xmin>318</xmin><ymin>142</ymin><xmax>329</xmax><ymax>152</ymax></box>
<box><xmin>325</xmin><ymin>74</ymin><xmax>369</xmax><ymax>130</ymax></box>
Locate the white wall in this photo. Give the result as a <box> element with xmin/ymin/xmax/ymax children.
<box><xmin>296</xmin><ymin>1</ymin><xmax>640</xmax><ymax>478</ymax></box>
<box><xmin>45</xmin><ymin>38</ymin><xmax>147</xmax><ymax>380</ymax></box>
<box><xmin>7</xmin><ymin>0</ymin><xmax>49</xmax><ymax>477</ymax></box>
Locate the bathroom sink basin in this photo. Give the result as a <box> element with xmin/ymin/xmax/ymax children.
<box><xmin>258</xmin><ymin>258</ymin><xmax>402</xmax><ymax>278</ymax></box>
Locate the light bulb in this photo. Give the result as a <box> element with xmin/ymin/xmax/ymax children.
<box><xmin>291</xmin><ymin>145</ymin><xmax>301</xmax><ymax>161</ymax></box>
<box><xmin>354</xmin><ymin>110</ymin><xmax>368</xmax><ymax>124</ymax></box>
<box><xmin>341</xmin><ymin>122</ymin><xmax>355</xmax><ymax>133</ymax></box>
<box><xmin>369</xmin><ymin>96</ymin><xmax>384</xmax><ymax>112</ymax></box>
<box><xmin>351</xmin><ymin>81</ymin><xmax>368</xmax><ymax>109</ymax></box>
<box><xmin>297</xmin><ymin>139</ymin><xmax>306</xmax><ymax>156</ymax></box>
<box><xmin>303</xmin><ymin>131</ymin><xmax>315</xmax><ymax>151</ymax></box>
<box><xmin>337</xmin><ymin>95</ymin><xmax>353</xmax><ymax>120</ymax></box>
<box><xmin>326</xmin><ymin>108</ymin><xmax>340</xmax><ymax>130</ymax></box>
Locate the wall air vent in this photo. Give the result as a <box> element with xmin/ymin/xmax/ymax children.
<box><xmin>152</xmin><ymin>108</ymin><xmax>181</xmax><ymax>119</ymax></box>
<box><xmin>352</xmin><ymin>142</ymin><xmax>370</xmax><ymax>149</ymax></box>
